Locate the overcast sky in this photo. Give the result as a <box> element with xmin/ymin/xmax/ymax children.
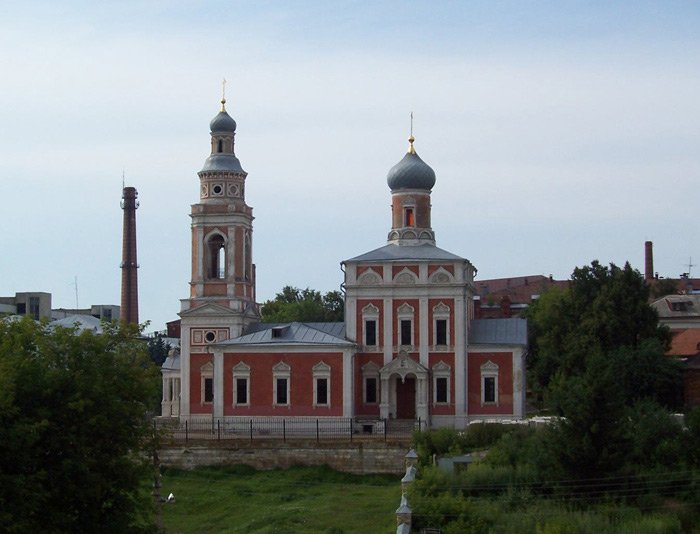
<box><xmin>1</xmin><ymin>1</ymin><xmax>698</xmax><ymax>332</ymax></box>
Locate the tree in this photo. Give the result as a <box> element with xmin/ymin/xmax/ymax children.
<box><xmin>147</xmin><ymin>333</ymin><xmax>172</xmax><ymax>367</ymax></box>
<box><xmin>260</xmin><ymin>286</ymin><xmax>344</xmax><ymax>323</ymax></box>
<box><xmin>525</xmin><ymin>261</ymin><xmax>683</xmax><ymax>479</ymax></box>
<box><xmin>0</xmin><ymin>317</ymin><xmax>159</xmax><ymax>533</ymax></box>
<box><xmin>526</xmin><ymin>261</ymin><xmax>673</xmax><ymax>401</ymax></box>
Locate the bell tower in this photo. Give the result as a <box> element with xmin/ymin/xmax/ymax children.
<box><xmin>178</xmin><ymin>87</ymin><xmax>260</xmax><ymax>419</ymax></box>
<box><xmin>186</xmin><ymin>87</ymin><xmax>257</xmax><ymax>316</ymax></box>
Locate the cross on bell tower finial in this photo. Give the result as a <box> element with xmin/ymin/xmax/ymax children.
<box><xmin>408</xmin><ymin>111</ymin><xmax>416</xmax><ymax>154</ymax></box>
<box><xmin>221</xmin><ymin>78</ymin><xmax>227</xmax><ymax>111</ymax></box>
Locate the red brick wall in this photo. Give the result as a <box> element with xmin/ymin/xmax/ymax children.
<box><xmin>221</xmin><ymin>352</ymin><xmax>344</xmax><ymax>417</ymax></box>
<box><xmin>467</xmin><ymin>352</ymin><xmax>514</xmax><ymax>415</ymax></box>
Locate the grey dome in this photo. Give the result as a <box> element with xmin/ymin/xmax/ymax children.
<box><xmin>200</xmin><ymin>154</ymin><xmax>245</xmax><ymax>173</ymax></box>
<box><xmin>387</xmin><ymin>151</ymin><xmax>436</xmax><ymax>191</ymax></box>
<box><xmin>209</xmin><ymin>111</ymin><xmax>237</xmax><ymax>133</ymax></box>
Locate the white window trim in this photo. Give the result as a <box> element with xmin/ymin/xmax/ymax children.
<box><xmin>480</xmin><ymin>360</ymin><xmax>499</xmax><ymax>406</ymax></box>
<box><xmin>232</xmin><ymin>361</ymin><xmax>250</xmax><ymax>407</ymax></box>
<box><xmin>361</xmin><ymin>361</ymin><xmax>380</xmax><ymax>405</ymax></box>
<box><xmin>432</xmin><ymin>361</ymin><xmax>451</xmax><ymax>405</ymax></box>
<box><xmin>397</xmin><ymin>302</ymin><xmax>415</xmax><ymax>348</ymax></box>
<box><xmin>432</xmin><ymin>302</ymin><xmax>451</xmax><ymax>348</ymax></box>
<box><xmin>273</xmin><ymin>361</ymin><xmax>291</xmax><ymax>407</ymax></box>
<box><xmin>200</xmin><ymin>361</ymin><xmax>214</xmax><ymax>405</ymax></box>
<box><xmin>312</xmin><ymin>361</ymin><xmax>331</xmax><ymax>407</ymax></box>
<box><xmin>361</xmin><ymin>303</ymin><xmax>380</xmax><ymax>349</ymax></box>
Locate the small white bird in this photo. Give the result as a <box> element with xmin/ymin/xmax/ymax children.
<box><xmin>167</xmin><ymin>493</ymin><xmax>175</xmax><ymax>503</ymax></box>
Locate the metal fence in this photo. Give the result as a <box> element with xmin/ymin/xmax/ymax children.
<box><xmin>155</xmin><ymin>417</ymin><xmax>424</xmax><ymax>443</ymax></box>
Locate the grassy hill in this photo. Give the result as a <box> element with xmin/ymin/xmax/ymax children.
<box><xmin>160</xmin><ymin>465</ymin><xmax>401</xmax><ymax>533</ymax></box>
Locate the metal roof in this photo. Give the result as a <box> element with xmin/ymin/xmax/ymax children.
<box><xmin>344</xmin><ymin>243</ymin><xmax>465</xmax><ymax>263</ymax></box>
<box><xmin>200</xmin><ymin>154</ymin><xmax>245</xmax><ymax>173</ymax></box>
<box><xmin>50</xmin><ymin>314</ymin><xmax>103</xmax><ymax>334</ymax></box>
<box><xmin>469</xmin><ymin>318</ymin><xmax>527</xmax><ymax>346</ymax></box>
<box><xmin>215</xmin><ymin>321</ymin><xmax>353</xmax><ymax>347</ymax></box>
<box><xmin>162</xmin><ymin>353</ymin><xmax>181</xmax><ymax>371</ymax></box>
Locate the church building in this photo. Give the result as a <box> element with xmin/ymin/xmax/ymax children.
<box><xmin>161</xmin><ymin>97</ymin><xmax>527</xmax><ymax>429</ymax></box>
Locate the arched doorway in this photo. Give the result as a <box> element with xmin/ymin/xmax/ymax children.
<box><xmin>395</xmin><ymin>375</ymin><xmax>416</xmax><ymax>419</ymax></box>
<box><xmin>379</xmin><ymin>350</ymin><xmax>429</xmax><ymax>423</ymax></box>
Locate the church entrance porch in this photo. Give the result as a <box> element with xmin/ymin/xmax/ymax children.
<box><xmin>379</xmin><ymin>350</ymin><xmax>429</xmax><ymax>423</ymax></box>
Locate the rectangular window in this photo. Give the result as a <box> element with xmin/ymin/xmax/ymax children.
<box><xmin>204</xmin><ymin>378</ymin><xmax>214</xmax><ymax>403</ymax></box>
<box><xmin>29</xmin><ymin>297</ymin><xmax>40</xmax><ymax>320</ymax></box>
<box><xmin>484</xmin><ymin>377</ymin><xmax>496</xmax><ymax>403</ymax></box>
<box><xmin>435</xmin><ymin>319</ymin><xmax>447</xmax><ymax>345</ymax></box>
<box><xmin>400</xmin><ymin>320</ymin><xmax>412</xmax><ymax>346</ymax></box>
<box><xmin>236</xmin><ymin>378</ymin><xmax>248</xmax><ymax>405</ymax></box>
<box><xmin>365</xmin><ymin>319</ymin><xmax>377</xmax><ymax>346</ymax></box>
<box><xmin>17</xmin><ymin>303</ymin><xmax>26</xmax><ymax>315</ymax></box>
<box><xmin>316</xmin><ymin>378</ymin><xmax>328</xmax><ymax>405</ymax></box>
<box><xmin>436</xmin><ymin>377</ymin><xmax>448</xmax><ymax>403</ymax></box>
<box><xmin>365</xmin><ymin>377</ymin><xmax>377</xmax><ymax>404</ymax></box>
<box><xmin>405</xmin><ymin>208</ymin><xmax>414</xmax><ymax>227</ymax></box>
<box><xmin>276</xmin><ymin>378</ymin><xmax>288</xmax><ymax>405</ymax></box>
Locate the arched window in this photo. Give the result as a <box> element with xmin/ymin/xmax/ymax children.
<box><xmin>217</xmin><ymin>139</ymin><xmax>223</xmax><ymax>153</ymax></box>
<box><xmin>206</xmin><ymin>234</ymin><xmax>226</xmax><ymax>279</ymax></box>
<box><xmin>244</xmin><ymin>233</ymin><xmax>252</xmax><ymax>281</ymax></box>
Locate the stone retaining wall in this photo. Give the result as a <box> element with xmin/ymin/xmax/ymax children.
<box><xmin>159</xmin><ymin>440</ymin><xmax>410</xmax><ymax>474</ymax></box>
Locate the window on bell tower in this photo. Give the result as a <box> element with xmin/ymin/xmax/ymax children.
<box><xmin>217</xmin><ymin>139</ymin><xmax>223</xmax><ymax>153</ymax></box>
<box><xmin>404</xmin><ymin>207</ymin><xmax>414</xmax><ymax>227</ymax></box>
<box><xmin>206</xmin><ymin>234</ymin><xmax>226</xmax><ymax>279</ymax></box>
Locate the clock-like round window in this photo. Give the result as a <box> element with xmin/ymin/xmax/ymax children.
<box><xmin>212</xmin><ymin>185</ymin><xmax>223</xmax><ymax>195</ymax></box>
<box><xmin>204</xmin><ymin>331</ymin><xmax>216</xmax><ymax>343</ymax></box>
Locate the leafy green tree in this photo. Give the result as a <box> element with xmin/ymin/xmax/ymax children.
<box><xmin>261</xmin><ymin>286</ymin><xmax>344</xmax><ymax>323</ymax></box>
<box><xmin>526</xmin><ymin>261</ymin><xmax>672</xmax><ymax>401</ymax></box>
<box><xmin>0</xmin><ymin>317</ymin><xmax>159</xmax><ymax>534</ymax></box>
<box><xmin>651</xmin><ymin>277</ymin><xmax>679</xmax><ymax>299</ymax></box>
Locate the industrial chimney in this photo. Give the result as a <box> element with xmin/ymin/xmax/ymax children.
<box><xmin>644</xmin><ymin>241</ymin><xmax>653</xmax><ymax>281</ymax></box>
<box><xmin>120</xmin><ymin>187</ymin><xmax>139</xmax><ymax>325</ymax></box>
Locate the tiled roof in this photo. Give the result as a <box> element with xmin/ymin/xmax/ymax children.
<box><xmin>469</xmin><ymin>318</ymin><xmax>528</xmax><ymax>346</ymax></box>
<box><xmin>474</xmin><ymin>275</ymin><xmax>569</xmax><ymax>305</ymax></box>
<box><xmin>216</xmin><ymin>322</ymin><xmax>353</xmax><ymax>347</ymax></box>
<box><xmin>344</xmin><ymin>243</ymin><xmax>465</xmax><ymax>263</ymax></box>
<box><xmin>668</xmin><ymin>329</ymin><xmax>700</xmax><ymax>358</ymax></box>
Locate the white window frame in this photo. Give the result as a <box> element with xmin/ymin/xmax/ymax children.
<box><xmin>432</xmin><ymin>302</ymin><xmax>451</xmax><ymax>348</ymax></box>
<box><xmin>232</xmin><ymin>361</ymin><xmax>250</xmax><ymax>407</ymax></box>
<box><xmin>397</xmin><ymin>303</ymin><xmax>415</xmax><ymax>348</ymax></box>
<box><xmin>480</xmin><ymin>360</ymin><xmax>499</xmax><ymax>406</ymax></box>
<box><xmin>273</xmin><ymin>361</ymin><xmax>291</xmax><ymax>407</ymax></box>
<box><xmin>312</xmin><ymin>361</ymin><xmax>331</xmax><ymax>407</ymax></box>
<box><xmin>200</xmin><ymin>361</ymin><xmax>214</xmax><ymax>405</ymax></box>
<box><xmin>432</xmin><ymin>361</ymin><xmax>451</xmax><ymax>405</ymax></box>
<box><xmin>361</xmin><ymin>361</ymin><xmax>380</xmax><ymax>405</ymax></box>
<box><xmin>362</xmin><ymin>303</ymin><xmax>380</xmax><ymax>349</ymax></box>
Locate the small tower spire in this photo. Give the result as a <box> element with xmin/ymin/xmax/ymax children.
<box><xmin>408</xmin><ymin>112</ymin><xmax>416</xmax><ymax>154</ymax></box>
<box><xmin>221</xmin><ymin>78</ymin><xmax>227</xmax><ymax>111</ymax></box>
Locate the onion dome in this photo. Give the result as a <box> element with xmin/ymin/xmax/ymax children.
<box><xmin>209</xmin><ymin>97</ymin><xmax>237</xmax><ymax>133</ymax></box>
<box><xmin>386</xmin><ymin>136</ymin><xmax>436</xmax><ymax>191</ymax></box>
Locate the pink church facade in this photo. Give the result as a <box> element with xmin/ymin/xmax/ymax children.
<box><xmin>162</xmin><ymin>99</ymin><xmax>527</xmax><ymax>429</ymax></box>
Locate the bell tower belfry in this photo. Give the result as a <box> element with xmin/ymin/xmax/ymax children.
<box><xmin>178</xmin><ymin>86</ymin><xmax>260</xmax><ymax>419</ymax></box>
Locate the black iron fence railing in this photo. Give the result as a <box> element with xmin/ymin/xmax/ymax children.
<box><xmin>155</xmin><ymin>417</ymin><xmax>423</xmax><ymax>443</ymax></box>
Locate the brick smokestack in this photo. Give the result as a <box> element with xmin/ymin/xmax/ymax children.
<box><xmin>120</xmin><ymin>187</ymin><xmax>139</xmax><ymax>325</ymax></box>
<box><xmin>644</xmin><ymin>241</ymin><xmax>653</xmax><ymax>281</ymax></box>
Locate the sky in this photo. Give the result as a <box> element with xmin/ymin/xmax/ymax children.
<box><xmin>1</xmin><ymin>1</ymin><xmax>699</xmax><ymax>333</ymax></box>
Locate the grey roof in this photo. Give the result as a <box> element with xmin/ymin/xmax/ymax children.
<box><xmin>200</xmin><ymin>154</ymin><xmax>245</xmax><ymax>173</ymax></box>
<box><xmin>162</xmin><ymin>353</ymin><xmax>181</xmax><ymax>371</ymax></box>
<box><xmin>209</xmin><ymin>110</ymin><xmax>237</xmax><ymax>133</ymax></box>
<box><xmin>215</xmin><ymin>321</ymin><xmax>353</xmax><ymax>348</ymax></box>
<box><xmin>469</xmin><ymin>318</ymin><xmax>527</xmax><ymax>346</ymax></box>
<box><xmin>345</xmin><ymin>243</ymin><xmax>465</xmax><ymax>263</ymax></box>
<box><xmin>51</xmin><ymin>314</ymin><xmax>103</xmax><ymax>333</ymax></box>
<box><xmin>387</xmin><ymin>150</ymin><xmax>436</xmax><ymax>191</ymax></box>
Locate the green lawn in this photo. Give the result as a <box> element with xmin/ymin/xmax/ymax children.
<box><xmin>160</xmin><ymin>465</ymin><xmax>402</xmax><ymax>533</ymax></box>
